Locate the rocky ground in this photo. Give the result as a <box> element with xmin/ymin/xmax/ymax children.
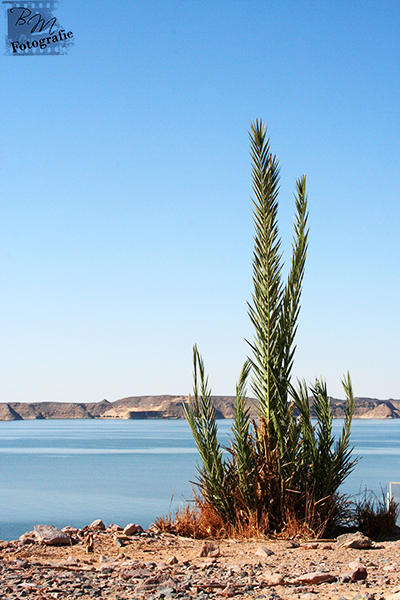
<box><xmin>1</xmin><ymin>522</ymin><xmax>400</xmax><ymax>600</ymax></box>
<box><xmin>2</xmin><ymin>395</ymin><xmax>400</xmax><ymax>420</ymax></box>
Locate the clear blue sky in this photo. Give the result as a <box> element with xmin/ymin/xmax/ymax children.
<box><xmin>1</xmin><ymin>0</ymin><xmax>399</xmax><ymax>403</ymax></box>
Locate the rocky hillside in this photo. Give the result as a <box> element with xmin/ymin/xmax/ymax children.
<box><xmin>1</xmin><ymin>395</ymin><xmax>400</xmax><ymax>421</ymax></box>
<box><xmin>329</xmin><ymin>397</ymin><xmax>400</xmax><ymax>419</ymax></box>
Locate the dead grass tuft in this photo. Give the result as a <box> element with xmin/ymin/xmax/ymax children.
<box><xmin>352</xmin><ymin>488</ymin><xmax>399</xmax><ymax>540</ymax></box>
<box><xmin>154</xmin><ymin>490</ymin><xmax>353</xmax><ymax>540</ymax></box>
<box><xmin>155</xmin><ymin>496</ymin><xmax>228</xmax><ymax>539</ymax></box>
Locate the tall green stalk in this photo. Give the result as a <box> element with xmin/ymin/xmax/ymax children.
<box><xmin>183</xmin><ymin>345</ymin><xmax>234</xmax><ymax>523</ymax></box>
<box><xmin>183</xmin><ymin>120</ymin><xmax>356</xmax><ymax>537</ymax></box>
<box><xmin>247</xmin><ymin>120</ymin><xmax>308</xmax><ymax>456</ymax></box>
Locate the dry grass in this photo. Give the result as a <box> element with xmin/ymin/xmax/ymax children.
<box><xmin>154</xmin><ymin>491</ymin><xmax>352</xmax><ymax>541</ymax></box>
<box><xmin>154</xmin><ymin>503</ymin><xmax>326</xmax><ymax>541</ymax></box>
<box><xmin>154</xmin><ymin>498</ymin><xmax>228</xmax><ymax>539</ymax></box>
<box><xmin>156</xmin><ymin>489</ymin><xmax>399</xmax><ymax>542</ymax></box>
<box><xmin>276</xmin><ymin>503</ymin><xmax>329</xmax><ymax>541</ymax></box>
<box><xmin>155</xmin><ymin>492</ymin><xmax>276</xmax><ymax>540</ymax></box>
<box><xmin>352</xmin><ymin>489</ymin><xmax>399</xmax><ymax>540</ymax></box>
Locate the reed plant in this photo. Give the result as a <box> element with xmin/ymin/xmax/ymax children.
<box><xmin>181</xmin><ymin>120</ymin><xmax>358</xmax><ymax>538</ymax></box>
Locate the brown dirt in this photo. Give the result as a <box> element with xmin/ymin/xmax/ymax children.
<box><xmin>2</xmin><ymin>528</ymin><xmax>400</xmax><ymax>599</ymax></box>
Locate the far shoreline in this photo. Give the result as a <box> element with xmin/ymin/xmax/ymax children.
<box><xmin>1</xmin><ymin>394</ymin><xmax>400</xmax><ymax>421</ymax></box>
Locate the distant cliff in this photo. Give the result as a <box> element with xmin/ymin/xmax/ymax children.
<box><xmin>1</xmin><ymin>395</ymin><xmax>400</xmax><ymax>421</ymax></box>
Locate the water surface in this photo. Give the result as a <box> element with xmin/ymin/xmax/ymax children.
<box><xmin>0</xmin><ymin>418</ymin><xmax>399</xmax><ymax>540</ymax></box>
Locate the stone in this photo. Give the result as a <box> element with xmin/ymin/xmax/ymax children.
<box><xmin>291</xmin><ymin>571</ymin><xmax>335</xmax><ymax>584</ymax></box>
<box><xmin>62</xmin><ymin>526</ymin><xmax>79</xmax><ymax>535</ymax></box>
<box><xmin>336</xmin><ymin>532</ymin><xmax>372</xmax><ymax>549</ymax></box>
<box><xmin>99</xmin><ymin>555</ymin><xmax>115</xmax><ymax>563</ymax></box>
<box><xmin>6</xmin><ymin>525</ymin><xmax>400</xmax><ymax>600</ymax></box>
<box><xmin>33</xmin><ymin>525</ymin><xmax>70</xmax><ymax>546</ymax></box>
<box><xmin>98</xmin><ymin>564</ymin><xmax>115</xmax><ymax>573</ymax></box>
<box><xmin>337</xmin><ymin>571</ymin><xmax>352</xmax><ymax>583</ymax></box>
<box><xmin>200</xmin><ymin>558</ymin><xmax>216</xmax><ymax>569</ymax></box>
<box><xmin>285</xmin><ymin>541</ymin><xmax>300</xmax><ymax>548</ymax></box>
<box><xmin>19</xmin><ymin>531</ymin><xmax>37</xmax><ymax>544</ymax></box>
<box><xmin>255</xmin><ymin>546</ymin><xmax>275</xmax><ymax>557</ymax></box>
<box><xmin>258</xmin><ymin>572</ymin><xmax>285</xmax><ymax>585</ymax></box>
<box><xmin>89</xmin><ymin>519</ymin><xmax>106</xmax><ymax>531</ymax></box>
<box><xmin>157</xmin><ymin>584</ymin><xmax>176</xmax><ymax>596</ymax></box>
<box><xmin>199</xmin><ymin>542</ymin><xmax>220</xmax><ymax>557</ymax></box>
<box><xmin>349</xmin><ymin>565</ymin><xmax>368</xmax><ymax>582</ymax></box>
<box><xmin>162</xmin><ymin>577</ymin><xmax>179</xmax><ymax>590</ymax></box>
<box><xmin>14</xmin><ymin>559</ymin><xmax>29</xmax><ymax>568</ymax></box>
<box><xmin>348</xmin><ymin>559</ymin><xmax>367</xmax><ymax>577</ymax></box>
<box><xmin>349</xmin><ymin>558</ymin><xmax>362</xmax><ymax>567</ymax></box>
<box><xmin>221</xmin><ymin>583</ymin><xmax>236</xmax><ymax>597</ymax></box>
<box><xmin>123</xmin><ymin>522</ymin><xmax>144</xmax><ymax>536</ymax></box>
<box><xmin>122</xmin><ymin>567</ymin><xmax>153</xmax><ymax>578</ymax></box>
<box><xmin>136</xmin><ymin>575</ymin><xmax>162</xmax><ymax>591</ymax></box>
<box><xmin>84</xmin><ymin>531</ymin><xmax>94</xmax><ymax>553</ymax></box>
<box><xmin>108</xmin><ymin>523</ymin><xmax>123</xmax><ymax>532</ymax></box>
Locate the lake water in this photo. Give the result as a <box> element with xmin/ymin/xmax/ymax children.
<box><xmin>1</xmin><ymin>418</ymin><xmax>399</xmax><ymax>541</ymax></box>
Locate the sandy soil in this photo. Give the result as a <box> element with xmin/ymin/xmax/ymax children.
<box><xmin>1</xmin><ymin>527</ymin><xmax>400</xmax><ymax>599</ymax></box>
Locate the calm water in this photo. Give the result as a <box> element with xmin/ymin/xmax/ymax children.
<box><xmin>0</xmin><ymin>418</ymin><xmax>399</xmax><ymax>541</ymax></box>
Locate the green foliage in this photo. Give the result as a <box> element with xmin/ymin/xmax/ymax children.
<box><xmin>183</xmin><ymin>345</ymin><xmax>233</xmax><ymax>523</ymax></box>
<box><xmin>291</xmin><ymin>374</ymin><xmax>358</xmax><ymax>529</ymax></box>
<box><xmin>247</xmin><ymin>121</ymin><xmax>308</xmax><ymax>453</ymax></box>
<box><xmin>183</xmin><ymin>120</ymin><xmax>357</xmax><ymax>537</ymax></box>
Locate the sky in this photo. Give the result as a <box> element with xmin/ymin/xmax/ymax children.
<box><xmin>0</xmin><ymin>0</ymin><xmax>399</xmax><ymax>404</ymax></box>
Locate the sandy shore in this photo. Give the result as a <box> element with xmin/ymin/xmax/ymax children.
<box><xmin>1</xmin><ymin>525</ymin><xmax>400</xmax><ymax>599</ymax></box>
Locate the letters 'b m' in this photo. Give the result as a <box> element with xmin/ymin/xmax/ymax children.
<box><xmin>10</xmin><ymin>7</ymin><xmax>32</xmax><ymax>26</ymax></box>
<box><xmin>28</xmin><ymin>14</ymin><xmax>57</xmax><ymax>34</ymax></box>
<box><xmin>9</xmin><ymin>8</ymin><xmax>57</xmax><ymax>34</ymax></box>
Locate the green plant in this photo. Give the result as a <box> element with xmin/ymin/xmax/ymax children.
<box><xmin>247</xmin><ymin>122</ymin><xmax>307</xmax><ymax>448</ymax></box>
<box><xmin>290</xmin><ymin>374</ymin><xmax>358</xmax><ymax>532</ymax></box>
<box><xmin>182</xmin><ymin>120</ymin><xmax>357</xmax><ymax>538</ymax></box>
<box><xmin>183</xmin><ymin>345</ymin><xmax>234</xmax><ymax>525</ymax></box>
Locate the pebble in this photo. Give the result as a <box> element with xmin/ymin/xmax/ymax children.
<box><xmin>1</xmin><ymin>525</ymin><xmax>400</xmax><ymax>600</ymax></box>
<box><xmin>255</xmin><ymin>546</ymin><xmax>275</xmax><ymax>558</ymax></box>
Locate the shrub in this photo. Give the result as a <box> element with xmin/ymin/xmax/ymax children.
<box><xmin>181</xmin><ymin>120</ymin><xmax>358</xmax><ymax>539</ymax></box>
<box><xmin>351</xmin><ymin>488</ymin><xmax>399</xmax><ymax>539</ymax></box>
